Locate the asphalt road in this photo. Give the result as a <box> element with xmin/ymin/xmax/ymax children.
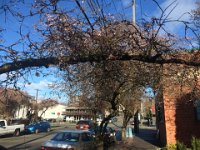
<box><xmin>0</xmin><ymin>122</ymin><xmax>123</xmax><ymax>150</ymax></box>
<box><xmin>0</xmin><ymin>132</ymin><xmax>53</xmax><ymax>150</ymax></box>
<box><xmin>0</xmin><ymin>123</ymin><xmax>74</xmax><ymax>150</ymax></box>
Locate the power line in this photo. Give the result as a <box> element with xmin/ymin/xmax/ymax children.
<box><xmin>140</xmin><ymin>0</ymin><xmax>143</xmax><ymax>20</ymax></box>
<box><xmin>119</xmin><ymin>0</ymin><xmax>126</xmax><ymax>19</ymax></box>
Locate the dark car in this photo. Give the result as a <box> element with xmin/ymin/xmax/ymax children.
<box><xmin>76</xmin><ymin>120</ymin><xmax>95</xmax><ymax>130</ymax></box>
<box><xmin>103</xmin><ymin>127</ymin><xmax>116</xmax><ymax>144</ymax></box>
<box><xmin>47</xmin><ymin>118</ymin><xmax>56</xmax><ymax>123</ymax></box>
<box><xmin>41</xmin><ymin>130</ymin><xmax>96</xmax><ymax>150</ymax></box>
<box><xmin>25</xmin><ymin>121</ymin><xmax>51</xmax><ymax>134</ymax></box>
<box><xmin>89</xmin><ymin>126</ymin><xmax>116</xmax><ymax>144</ymax></box>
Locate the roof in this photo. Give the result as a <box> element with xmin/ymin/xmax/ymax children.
<box><xmin>65</xmin><ymin>106</ymin><xmax>93</xmax><ymax>110</ymax></box>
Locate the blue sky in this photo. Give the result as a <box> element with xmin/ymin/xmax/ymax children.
<box><xmin>0</xmin><ymin>0</ymin><xmax>198</xmax><ymax>102</ymax></box>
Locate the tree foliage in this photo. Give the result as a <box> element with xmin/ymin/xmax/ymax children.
<box><xmin>0</xmin><ymin>88</ymin><xmax>31</xmax><ymax>119</ymax></box>
<box><xmin>0</xmin><ymin>0</ymin><xmax>199</xmax><ymax>136</ymax></box>
<box><xmin>0</xmin><ymin>0</ymin><xmax>199</xmax><ymax>82</ymax></box>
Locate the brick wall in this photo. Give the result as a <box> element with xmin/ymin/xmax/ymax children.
<box><xmin>163</xmin><ymin>78</ymin><xmax>200</xmax><ymax>146</ymax></box>
<box><xmin>156</xmin><ymin>63</ymin><xmax>200</xmax><ymax>146</ymax></box>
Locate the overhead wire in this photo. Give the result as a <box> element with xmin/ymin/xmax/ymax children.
<box><xmin>119</xmin><ymin>0</ymin><xmax>126</xmax><ymax>20</ymax></box>
<box><xmin>140</xmin><ymin>0</ymin><xmax>143</xmax><ymax>20</ymax></box>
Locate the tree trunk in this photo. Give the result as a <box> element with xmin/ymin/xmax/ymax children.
<box><xmin>121</xmin><ymin>109</ymin><xmax>134</xmax><ymax>142</ymax></box>
<box><xmin>121</xmin><ymin>127</ymin><xmax>126</xmax><ymax>142</ymax></box>
<box><xmin>39</xmin><ymin>108</ymin><xmax>48</xmax><ymax>118</ymax></box>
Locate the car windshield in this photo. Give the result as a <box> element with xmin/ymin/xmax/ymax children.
<box><xmin>52</xmin><ymin>132</ymin><xmax>80</xmax><ymax>142</ymax></box>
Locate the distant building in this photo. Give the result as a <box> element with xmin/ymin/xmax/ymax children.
<box><xmin>38</xmin><ymin>104</ymin><xmax>66</xmax><ymax>120</ymax></box>
<box><xmin>61</xmin><ymin>95</ymin><xmax>121</xmax><ymax>123</ymax></box>
<box><xmin>63</xmin><ymin>96</ymin><xmax>96</xmax><ymax>122</ymax></box>
<box><xmin>15</xmin><ymin>103</ymin><xmax>66</xmax><ymax>121</ymax></box>
<box><xmin>14</xmin><ymin>105</ymin><xmax>28</xmax><ymax>119</ymax></box>
<box><xmin>63</xmin><ymin>107</ymin><xmax>96</xmax><ymax>122</ymax></box>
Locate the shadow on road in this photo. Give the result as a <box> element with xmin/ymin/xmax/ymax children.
<box><xmin>8</xmin><ymin>133</ymin><xmax>51</xmax><ymax>150</ymax></box>
<box><xmin>7</xmin><ymin>128</ymin><xmax>65</xmax><ymax>150</ymax></box>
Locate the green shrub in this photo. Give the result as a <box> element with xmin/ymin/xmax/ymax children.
<box><xmin>176</xmin><ymin>141</ymin><xmax>187</xmax><ymax>150</ymax></box>
<box><xmin>168</xmin><ymin>144</ymin><xmax>177</xmax><ymax>150</ymax></box>
<box><xmin>160</xmin><ymin>147</ymin><xmax>168</xmax><ymax>150</ymax></box>
<box><xmin>161</xmin><ymin>142</ymin><xmax>187</xmax><ymax>150</ymax></box>
<box><xmin>161</xmin><ymin>144</ymin><xmax>176</xmax><ymax>150</ymax></box>
<box><xmin>191</xmin><ymin>137</ymin><xmax>200</xmax><ymax>150</ymax></box>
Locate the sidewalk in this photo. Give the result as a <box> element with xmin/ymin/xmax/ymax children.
<box><xmin>108</xmin><ymin>126</ymin><xmax>160</xmax><ymax>150</ymax></box>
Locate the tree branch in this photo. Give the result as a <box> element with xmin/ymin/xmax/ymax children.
<box><xmin>1</xmin><ymin>53</ymin><xmax>200</xmax><ymax>74</ymax></box>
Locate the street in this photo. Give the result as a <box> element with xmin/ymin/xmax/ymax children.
<box><xmin>0</xmin><ymin>122</ymin><xmax>122</xmax><ymax>150</ymax></box>
<box><xmin>0</xmin><ymin>121</ymin><xmax>159</xmax><ymax>150</ymax></box>
<box><xmin>0</xmin><ymin>132</ymin><xmax>53</xmax><ymax>150</ymax></box>
<box><xmin>0</xmin><ymin>123</ymin><xmax>73</xmax><ymax>150</ymax></box>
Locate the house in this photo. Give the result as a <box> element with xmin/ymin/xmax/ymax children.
<box><xmin>63</xmin><ymin>106</ymin><xmax>96</xmax><ymax>122</ymax></box>
<box><xmin>0</xmin><ymin>88</ymin><xmax>32</xmax><ymax>119</ymax></box>
<box><xmin>38</xmin><ymin>104</ymin><xmax>66</xmax><ymax>120</ymax></box>
<box><xmin>15</xmin><ymin>103</ymin><xmax>66</xmax><ymax>121</ymax></box>
<box><xmin>62</xmin><ymin>96</ymin><xmax>96</xmax><ymax>122</ymax></box>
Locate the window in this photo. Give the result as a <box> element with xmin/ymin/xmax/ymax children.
<box><xmin>53</xmin><ymin>132</ymin><xmax>65</xmax><ymax>141</ymax></box>
<box><xmin>52</xmin><ymin>132</ymin><xmax>80</xmax><ymax>142</ymax></box>
<box><xmin>195</xmin><ymin>100</ymin><xmax>200</xmax><ymax>121</ymax></box>
<box><xmin>0</xmin><ymin>121</ymin><xmax>5</xmax><ymax>127</ymax></box>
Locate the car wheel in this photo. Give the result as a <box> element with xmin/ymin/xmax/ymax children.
<box><xmin>14</xmin><ymin>129</ymin><xmax>20</xmax><ymax>136</ymax></box>
<box><xmin>35</xmin><ymin>129</ymin><xmax>39</xmax><ymax>134</ymax></box>
<box><xmin>46</xmin><ymin>128</ymin><xmax>50</xmax><ymax>132</ymax></box>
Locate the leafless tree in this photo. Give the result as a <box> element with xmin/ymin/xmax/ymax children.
<box><xmin>0</xmin><ymin>88</ymin><xmax>31</xmax><ymax>119</ymax></box>
<box><xmin>38</xmin><ymin>99</ymin><xmax>58</xmax><ymax>119</ymax></box>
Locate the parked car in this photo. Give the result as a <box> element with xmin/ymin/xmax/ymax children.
<box><xmin>103</xmin><ymin>127</ymin><xmax>116</xmax><ymax>144</ymax></box>
<box><xmin>0</xmin><ymin>119</ymin><xmax>25</xmax><ymax>136</ymax></box>
<box><xmin>25</xmin><ymin>121</ymin><xmax>51</xmax><ymax>134</ymax></box>
<box><xmin>89</xmin><ymin>126</ymin><xmax>116</xmax><ymax>144</ymax></box>
<box><xmin>130</xmin><ymin>120</ymin><xmax>134</xmax><ymax>125</ymax></box>
<box><xmin>46</xmin><ymin>118</ymin><xmax>56</xmax><ymax>123</ymax></box>
<box><xmin>76</xmin><ymin>120</ymin><xmax>95</xmax><ymax>130</ymax></box>
<box><xmin>41</xmin><ymin>130</ymin><xmax>96</xmax><ymax>150</ymax></box>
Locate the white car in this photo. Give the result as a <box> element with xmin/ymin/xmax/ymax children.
<box><xmin>0</xmin><ymin>119</ymin><xmax>25</xmax><ymax>136</ymax></box>
<box><xmin>41</xmin><ymin>130</ymin><xmax>97</xmax><ymax>150</ymax></box>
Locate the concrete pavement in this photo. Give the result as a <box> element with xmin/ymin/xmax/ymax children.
<box><xmin>108</xmin><ymin>126</ymin><xmax>160</xmax><ymax>150</ymax></box>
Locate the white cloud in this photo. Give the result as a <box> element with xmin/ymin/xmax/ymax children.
<box><xmin>22</xmin><ymin>79</ymin><xmax>53</xmax><ymax>99</ymax></box>
<box><xmin>153</xmin><ymin>0</ymin><xmax>197</xmax><ymax>33</ymax></box>
<box><xmin>0</xmin><ymin>73</ymin><xmax>7</xmax><ymax>81</ymax></box>
<box><xmin>25</xmin><ymin>80</ymin><xmax>51</xmax><ymax>90</ymax></box>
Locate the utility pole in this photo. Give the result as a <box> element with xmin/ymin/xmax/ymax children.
<box><xmin>132</xmin><ymin>0</ymin><xmax>136</xmax><ymax>25</ymax></box>
<box><xmin>35</xmin><ymin>89</ymin><xmax>40</xmax><ymax>121</ymax></box>
<box><xmin>35</xmin><ymin>89</ymin><xmax>40</xmax><ymax>103</ymax></box>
